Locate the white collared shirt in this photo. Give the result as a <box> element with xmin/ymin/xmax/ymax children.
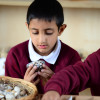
<box><xmin>28</xmin><ymin>38</ymin><xmax>61</xmax><ymax>64</ymax></box>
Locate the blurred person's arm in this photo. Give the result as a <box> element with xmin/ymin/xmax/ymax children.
<box><xmin>44</xmin><ymin>49</ymin><xmax>100</xmax><ymax>95</ymax></box>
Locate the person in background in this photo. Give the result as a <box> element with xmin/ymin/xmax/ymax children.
<box><xmin>5</xmin><ymin>0</ymin><xmax>81</xmax><ymax>94</ymax></box>
<box><xmin>41</xmin><ymin>49</ymin><xmax>100</xmax><ymax>100</ymax></box>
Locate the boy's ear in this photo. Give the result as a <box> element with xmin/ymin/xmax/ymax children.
<box><xmin>58</xmin><ymin>24</ymin><xmax>67</xmax><ymax>36</ymax></box>
<box><xmin>25</xmin><ymin>22</ymin><xmax>29</xmax><ymax>29</ymax></box>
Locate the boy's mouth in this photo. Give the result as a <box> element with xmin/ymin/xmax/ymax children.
<box><xmin>38</xmin><ymin>45</ymin><xmax>47</xmax><ymax>49</ymax></box>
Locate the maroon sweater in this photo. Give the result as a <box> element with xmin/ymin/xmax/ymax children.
<box><xmin>5</xmin><ymin>40</ymin><xmax>81</xmax><ymax>93</ymax></box>
<box><xmin>44</xmin><ymin>49</ymin><xmax>100</xmax><ymax>96</ymax></box>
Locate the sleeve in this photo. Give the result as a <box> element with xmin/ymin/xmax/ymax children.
<box><xmin>44</xmin><ymin>49</ymin><xmax>100</xmax><ymax>95</ymax></box>
<box><xmin>5</xmin><ymin>49</ymin><xmax>23</xmax><ymax>78</ymax></box>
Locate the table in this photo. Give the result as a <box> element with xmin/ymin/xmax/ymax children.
<box><xmin>61</xmin><ymin>95</ymin><xmax>100</xmax><ymax>100</ymax></box>
<box><xmin>34</xmin><ymin>94</ymin><xmax>100</xmax><ymax>100</ymax></box>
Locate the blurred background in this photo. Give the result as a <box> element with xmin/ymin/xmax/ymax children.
<box><xmin>0</xmin><ymin>0</ymin><xmax>100</xmax><ymax>95</ymax></box>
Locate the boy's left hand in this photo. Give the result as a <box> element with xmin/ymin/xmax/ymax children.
<box><xmin>38</xmin><ymin>64</ymin><xmax>54</xmax><ymax>83</ymax></box>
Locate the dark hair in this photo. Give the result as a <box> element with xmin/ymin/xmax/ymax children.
<box><xmin>26</xmin><ymin>0</ymin><xmax>64</xmax><ymax>29</ymax></box>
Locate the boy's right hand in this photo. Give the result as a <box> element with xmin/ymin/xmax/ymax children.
<box><xmin>24</xmin><ymin>64</ymin><xmax>40</xmax><ymax>85</ymax></box>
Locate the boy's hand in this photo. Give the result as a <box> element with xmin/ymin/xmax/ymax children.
<box><xmin>24</xmin><ymin>64</ymin><xmax>40</xmax><ymax>85</ymax></box>
<box><xmin>41</xmin><ymin>91</ymin><xmax>61</xmax><ymax>100</ymax></box>
<box><xmin>37</xmin><ymin>64</ymin><xmax>54</xmax><ymax>85</ymax></box>
<box><xmin>38</xmin><ymin>64</ymin><xmax>54</xmax><ymax>79</ymax></box>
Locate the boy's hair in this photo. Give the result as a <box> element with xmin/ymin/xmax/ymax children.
<box><xmin>27</xmin><ymin>0</ymin><xmax>64</xmax><ymax>29</ymax></box>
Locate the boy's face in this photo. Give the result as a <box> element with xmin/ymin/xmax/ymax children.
<box><xmin>26</xmin><ymin>19</ymin><xmax>66</xmax><ymax>56</ymax></box>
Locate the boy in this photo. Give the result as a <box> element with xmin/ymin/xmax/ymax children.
<box><xmin>41</xmin><ymin>49</ymin><xmax>100</xmax><ymax>100</ymax></box>
<box><xmin>5</xmin><ymin>0</ymin><xmax>81</xmax><ymax>93</ymax></box>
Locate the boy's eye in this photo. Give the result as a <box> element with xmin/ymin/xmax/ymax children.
<box><xmin>31</xmin><ymin>30</ymin><xmax>39</xmax><ymax>34</ymax></box>
<box><xmin>32</xmin><ymin>32</ymin><xmax>39</xmax><ymax>34</ymax></box>
<box><xmin>45</xmin><ymin>30</ymin><xmax>53</xmax><ymax>35</ymax></box>
<box><xmin>46</xmin><ymin>32</ymin><xmax>53</xmax><ymax>35</ymax></box>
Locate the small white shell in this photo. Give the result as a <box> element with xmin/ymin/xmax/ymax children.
<box><xmin>6</xmin><ymin>93</ymin><xmax>15</xmax><ymax>100</ymax></box>
<box><xmin>0</xmin><ymin>94</ymin><xmax>4</xmax><ymax>98</ymax></box>
<box><xmin>11</xmin><ymin>90</ymin><xmax>16</xmax><ymax>94</ymax></box>
<box><xmin>14</xmin><ymin>86</ymin><xmax>20</xmax><ymax>97</ymax></box>
<box><xmin>0</xmin><ymin>91</ymin><xmax>4</xmax><ymax>94</ymax></box>
<box><xmin>7</xmin><ymin>85</ymin><xmax>13</xmax><ymax>90</ymax></box>
<box><xmin>14</xmin><ymin>86</ymin><xmax>20</xmax><ymax>93</ymax></box>
<box><xmin>14</xmin><ymin>91</ymin><xmax>19</xmax><ymax>97</ymax></box>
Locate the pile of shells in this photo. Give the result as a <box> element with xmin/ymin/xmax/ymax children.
<box><xmin>0</xmin><ymin>76</ymin><xmax>38</xmax><ymax>100</ymax></box>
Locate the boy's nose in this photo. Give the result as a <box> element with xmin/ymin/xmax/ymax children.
<box><xmin>39</xmin><ymin>34</ymin><xmax>46</xmax><ymax>43</ymax></box>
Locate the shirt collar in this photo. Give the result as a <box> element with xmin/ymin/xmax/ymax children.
<box><xmin>28</xmin><ymin>38</ymin><xmax>61</xmax><ymax>64</ymax></box>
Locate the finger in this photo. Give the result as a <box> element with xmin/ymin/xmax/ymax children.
<box><xmin>42</xmin><ymin>64</ymin><xmax>50</xmax><ymax>70</ymax></box>
<box><xmin>25</xmin><ymin>65</ymin><xmax>33</xmax><ymax>76</ymax></box>
<box><xmin>38</xmin><ymin>71</ymin><xmax>49</xmax><ymax>78</ymax></box>
<box><xmin>41</xmin><ymin>69</ymin><xmax>51</xmax><ymax>74</ymax></box>
<box><xmin>29</xmin><ymin>72</ymin><xmax>38</xmax><ymax>82</ymax></box>
<box><xmin>42</xmin><ymin>64</ymin><xmax>53</xmax><ymax>73</ymax></box>
<box><xmin>41</xmin><ymin>68</ymin><xmax>54</xmax><ymax>77</ymax></box>
<box><xmin>28</xmin><ymin>66</ymin><xmax>37</xmax><ymax>76</ymax></box>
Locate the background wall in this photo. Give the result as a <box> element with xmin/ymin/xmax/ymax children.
<box><xmin>0</xmin><ymin>6</ymin><xmax>29</xmax><ymax>49</ymax></box>
<box><xmin>0</xmin><ymin>5</ymin><xmax>100</xmax><ymax>58</ymax></box>
<box><xmin>62</xmin><ymin>8</ymin><xmax>100</xmax><ymax>53</ymax></box>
